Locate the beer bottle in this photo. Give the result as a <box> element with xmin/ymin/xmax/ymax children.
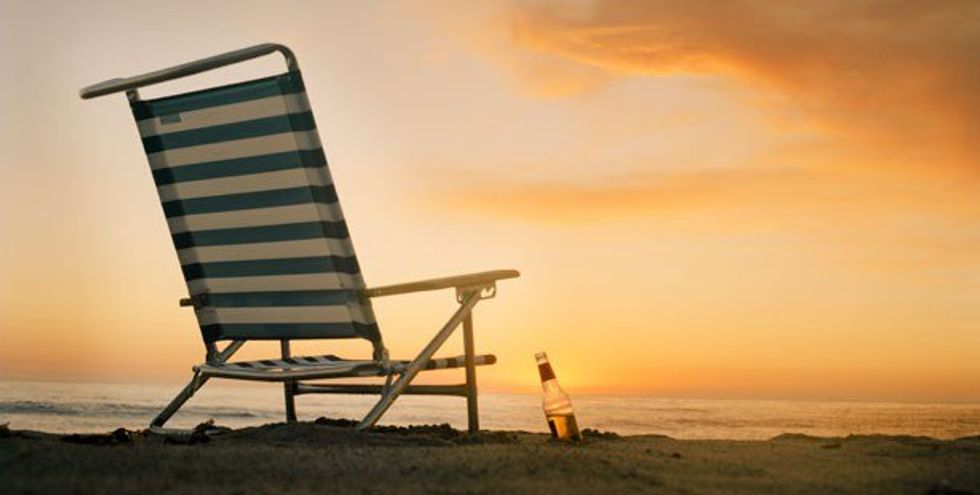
<box><xmin>536</xmin><ymin>352</ymin><xmax>582</xmax><ymax>441</ymax></box>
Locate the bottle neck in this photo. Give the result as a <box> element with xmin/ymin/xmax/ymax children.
<box><xmin>537</xmin><ymin>361</ymin><xmax>556</xmax><ymax>382</ymax></box>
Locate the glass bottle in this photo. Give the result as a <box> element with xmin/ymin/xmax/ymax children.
<box><xmin>536</xmin><ymin>351</ymin><xmax>582</xmax><ymax>441</ymax></box>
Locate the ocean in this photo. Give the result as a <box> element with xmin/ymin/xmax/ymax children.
<box><xmin>2</xmin><ymin>379</ymin><xmax>978</xmax><ymax>440</ymax></box>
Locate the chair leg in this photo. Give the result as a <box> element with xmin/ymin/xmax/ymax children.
<box><xmin>150</xmin><ymin>340</ymin><xmax>245</xmax><ymax>429</ymax></box>
<box><xmin>281</xmin><ymin>340</ymin><xmax>297</xmax><ymax>423</ymax></box>
<box><xmin>357</xmin><ymin>291</ymin><xmax>482</xmax><ymax>430</ymax></box>
<box><xmin>463</xmin><ymin>312</ymin><xmax>479</xmax><ymax>433</ymax></box>
<box><xmin>151</xmin><ymin>371</ymin><xmax>208</xmax><ymax>428</ymax></box>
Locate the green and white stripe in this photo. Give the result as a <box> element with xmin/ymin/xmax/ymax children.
<box><xmin>198</xmin><ymin>353</ymin><xmax>498</xmax><ymax>378</ymax></box>
<box><xmin>131</xmin><ymin>72</ymin><xmax>380</xmax><ymax>344</ymax></box>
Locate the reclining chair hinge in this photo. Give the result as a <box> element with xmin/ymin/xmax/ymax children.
<box><xmin>455</xmin><ymin>282</ymin><xmax>496</xmax><ymax>304</ymax></box>
<box><xmin>179</xmin><ymin>293</ymin><xmax>210</xmax><ymax>309</ymax></box>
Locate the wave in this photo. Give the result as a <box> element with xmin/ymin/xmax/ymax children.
<box><xmin>0</xmin><ymin>400</ymin><xmax>265</xmax><ymax>419</ymax></box>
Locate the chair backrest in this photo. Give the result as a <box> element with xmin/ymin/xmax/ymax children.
<box><xmin>130</xmin><ymin>71</ymin><xmax>381</xmax><ymax>348</ymax></box>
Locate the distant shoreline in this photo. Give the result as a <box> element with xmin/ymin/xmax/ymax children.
<box><xmin>3</xmin><ymin>422</ymin><xmax>979</xmax><ymax>494</ymax></box>
<box><xmin>5</xmin><ymin>380</ymin><xmax>980</xmax><ymax>440</ymax></box>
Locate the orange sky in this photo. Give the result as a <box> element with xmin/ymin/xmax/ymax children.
<box><xmin>1</xmin><ymin>1</ymin><xmax>978</xmax><ymax>402</ymax></box>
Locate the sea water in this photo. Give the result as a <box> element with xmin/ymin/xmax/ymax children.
<box><xmin>1</xmin><ymin>379</ymin><xmax>979</xmax><ymax>439</ymax></box>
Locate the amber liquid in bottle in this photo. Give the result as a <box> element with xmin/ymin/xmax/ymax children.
<box><xmin>536</xmin><ymin>352</ymin><xmax>582</xmax><ymax>441</ymax></box>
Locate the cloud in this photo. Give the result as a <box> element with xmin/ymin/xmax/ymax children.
<box><xmin>502</xmin><ymin>51</ymin><xmax>614</xmax><ymax>97</ymax></box>
<box><xmin>425</xmin><ymin>160</ymin><xmax>980</xmax><ymax>259</ymax></box>
<box><xmin>407</xmin><ymin>0</ymin><xmax>980</xmax><ymax>257</ymax></box>
<box><xmin>415</xmin><ymin>0</ymin><xmax>980</xmax><ymax>230</ymax></box>
<box><xmin>507</xmin><ymin>0</ymin><xmax>980</xmax><ymax>159</ymax></box>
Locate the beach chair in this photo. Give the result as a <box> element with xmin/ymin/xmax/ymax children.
<box><xmin>79</xmin><ymin>43</ymin><xmax>518</xmax><ymax>433</ymax></box>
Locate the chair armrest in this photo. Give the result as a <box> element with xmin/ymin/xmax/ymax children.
<box><xmin>362</xmin><ymin>270</ymin><xmax>520</xmax><ymax>298</ymax></box>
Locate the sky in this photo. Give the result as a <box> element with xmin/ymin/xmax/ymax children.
<box><xmin>1</xmin><ymin>0</ymin><xmax>978</xmax><ymax>402</ymax></box>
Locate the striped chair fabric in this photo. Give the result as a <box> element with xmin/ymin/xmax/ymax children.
<box><xmin>196</xmin><ymin>354</ymin><xmax>498</xmax><ymax>380</ymax></box>
<box><xmin>130</xmin><ymin>72</ymin><xmax>381</xmax><ymax>345</ymax></box>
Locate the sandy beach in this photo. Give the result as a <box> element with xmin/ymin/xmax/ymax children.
<box><xmin>2</xmin><ymin>421</ymin><xmax>978</xmax><ymax>494</ymax></box>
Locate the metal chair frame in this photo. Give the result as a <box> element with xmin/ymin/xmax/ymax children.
<box><xmin>80</xmin><ymin>43</ymin><xmax>519</xmax><ymax>433</ymax></box>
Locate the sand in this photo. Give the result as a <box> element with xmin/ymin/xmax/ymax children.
<box><xmin>1</xmin><ymin>421</ymin><xmax>978</xmax><ymax>494</ymax></box>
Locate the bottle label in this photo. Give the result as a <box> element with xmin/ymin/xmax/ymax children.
<box><xmin>547</xmin><ymin>413</ymin><xmax>582</xmax><ymax>441</ymax></box>
<box><xmin>538</xmin><ymin>362</ymin><xmax>556</xmax><ymax>381</ymax></box>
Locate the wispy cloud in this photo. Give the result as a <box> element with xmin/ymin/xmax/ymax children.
<box><xmin>509</xmin><ymin>0</ymin><xmax>980</xmax><ymax>155</ymax></box>
<box><xmin>429</xmin><ymin>163</ymin><xmax>979</xmax><ymax>227</ymax></box>
<box><xmin>420</xmin><ymin>0</ymin><xmax>980</xmax><ymax>225</ymax></box>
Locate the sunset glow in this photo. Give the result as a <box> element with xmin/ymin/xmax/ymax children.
<box><xmin>1</xmin><ymin>1</ymin><xmax>978</xmax><ymax>402</ymax></box>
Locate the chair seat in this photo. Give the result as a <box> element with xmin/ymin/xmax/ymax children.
<box><xmin>195</xmin><ymin>353</ymin><xmax>496</xmax><ymax>381</ymax></box>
